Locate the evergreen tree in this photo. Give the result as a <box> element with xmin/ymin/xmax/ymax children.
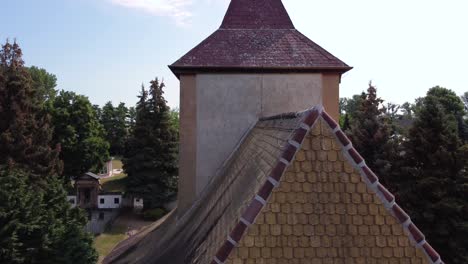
<box><xmin>0</xmin><ymin>40</ymin><xmax>61</xmax><ymax>180</ymax></box>
<box><xmin>396</xmin><ymin>94</ymin><xmax>468</xmax><ymax>263</ymax></box>
<box><xmin>101</xmin><ymin>101</ymin><xmax>129</xmax><ymax>156</ymax></box>
<box><xmin>0</xmin><ymin>167</ymin><xmax>97</xmax><ymax>264</ymax></box>
<box><xmin>426</xmin><ymin>86</ymin><xmax>467</xmax><ymax>142</ymax></box>
<box><xmin>346</xmin><ymin>83</ymin><xmax>396</xmax><ymax>187</ymax></box>
<box><xmin>0</xmin><ymin>41</ymin><xmax>97</xmax><ymax>264</ymax></box>
<box><xmin>127</xmin><ymin>106</ymin><xmax>136</xmax><ymax>133</ymax></box>
<box><xmin>123</xmin><ymin>80</ymin><xmax>178</xmax><ymax>209</ymax></box>
<box><xmin>50</xmin><ymin>90</ymin><xmax>110</xmax><ymax>178</ymax></box>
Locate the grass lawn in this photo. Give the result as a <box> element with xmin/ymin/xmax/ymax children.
<box><xmin>101</xmin><ymin>173</ymin><xmax>127</xmax><ymax>193</ymax></box>
<box><xmin>94</xmin><ymin>225</ymin><xmax>127</xmax><ymax>263</ymax></box>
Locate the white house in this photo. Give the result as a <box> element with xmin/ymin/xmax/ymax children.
<box><xmin>97</xmin><ymin>193</ymin><xmax>123</xmax><ymax>209</ymax></box>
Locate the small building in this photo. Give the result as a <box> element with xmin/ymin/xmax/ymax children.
<box><xmin>67</xmin><ymin>172</ymin><xmax>129</xmax><ymax>234</ymax></box>
<box><xmin>98</xmin><ymin>192</ymin><xmax>123</xmax><ymax>209</ymax></box>
<box><xmin>75</xmin><ymin>172</ymin><xmax>100</xmax><ymax>208</ymax></box>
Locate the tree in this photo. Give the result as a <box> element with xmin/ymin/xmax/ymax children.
<box><xmin>50</xmin><ymin>90</ymin><xmax>109</xmax><ymax>178</ymax></box>
<box><xmin>396</xmin><ymin>94</ymin><xmax>468</xmax><ymax>263</ymax></box>
<box><xmin>0</xmin><ymin>40</ymin><xmax>97</xmax><ymax>264</ymax></box>
<box><xmin>346</xmin><ymin>83</ymin><xmax>397</xmax><ymax>188</ymax></box>
<box><xmin>123</xmin><ymin>80</ymin><xmax>178</xmax><ymax>209</ymax></box>
<box><xmin>127</xmin><ymin>106</ymin><xmax>136</xmax><ymax>133</ymax></box>
<box><xmin>423</xmin><ymin>86</ymin><xmax>467</xmax><ymax>142</ymax></box>
<box><xmin>0</xmin><ymin>167</ymin><xmax>97</xmax><ymax>264</ymax></box>
<box><xmin>100</xmin><ymin>101</ymin><xmax>129</xmax><ymax>156</ymax></box>
<box><xmin>169</xmin><ymin>107</ymin><xmax>180</xmax><ymax>134</ymax></box>
<box><xmin>0</xmin><ymin>40</ymin><xmax>61</xmax><ymax>180</ymax></box>
<box><xmin>27</xmin><ymin>66</ymin><xmax>57</xmax><ymax>105</ymax></box>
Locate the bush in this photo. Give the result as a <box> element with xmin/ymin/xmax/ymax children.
<box><xmin>142</xmin><ymin>208</ymin><xmax>167</xmax><ymax>221</ymax></box>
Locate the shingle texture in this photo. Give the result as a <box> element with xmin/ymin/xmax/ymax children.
<box><xmin>169</xmin><ymin>0</ymin><xmax>351</xmax><ymax>74</ymax></box>
<box><xmin>104</xmin><ymin>113</ymin><xmax>305</xmax><ymax>264</ymax></box>
<box><xmin>105</xmin><ymin>107</ymin><xmax>443</xmax><ymax>264</ymax></box>
<box><xmin>226</xmin><ymin>119</ymin><xmax>429</xmax><ymax>263</ymax></box>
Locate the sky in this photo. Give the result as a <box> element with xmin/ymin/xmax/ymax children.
<box><xmin>1</xmin><ymin>0</ymin><xmax>467</xmax><ymax>109</ymax></box>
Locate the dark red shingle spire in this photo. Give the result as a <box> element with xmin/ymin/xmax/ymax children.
<box><xmin>220</xmin><ymin>0</ymin><xmax>294</xmax><ymax>29</ymax></box>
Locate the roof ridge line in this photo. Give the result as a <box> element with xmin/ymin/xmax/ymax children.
<box><xmin>211</xmin><ymin>106</ymin><xmax>444</xmax><ymax>264</ymax></box>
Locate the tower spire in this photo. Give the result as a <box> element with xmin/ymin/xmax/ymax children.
<box><xmin>220</xmin><ymin>0</ymin><xmax>294</xmax><ymax>29</ymax></box>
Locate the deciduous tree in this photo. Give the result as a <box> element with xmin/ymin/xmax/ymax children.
<box><xmin>50</xmin><ymin>90</ymin><xmax>109</xmax><ymax>178</ymax></box>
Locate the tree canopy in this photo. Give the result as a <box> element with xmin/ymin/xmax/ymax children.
<box><xmin>123</xmin><ymin>80</ymin><xmax>178</xmax><ymax>209</ymax></box>
<box><xmin>100</xmin><ymin>101</ymin><xmax>129</xmax><ymax>156</ymax></box>
<box><xmin>50</xmin><ymin>90</ymin><xmax>110</xmax><ymax>178</ymax></box>
<box><xmin>0</xmin><ymin>40</ymin><xmax>97</xmax><ymax>264</ymax></box>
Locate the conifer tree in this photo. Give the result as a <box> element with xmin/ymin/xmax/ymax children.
<box><xmin>0</xmin><ymin>167</ymin><xmax>97</xmax><ymax>264</ymax></box>
<box><xmin>0</xmin><ymin>41</ymin><xmax>61</xmax><ymax>180</ymax></box>
<box><xmin>123</xmin><ymin>80</ymin><xmax>178</xmax><ymax>209</ymax></box>
<box><xmin>0</xmin><ymin>41</ymin><xmax>97</xmax><ymax>264</ymax></box>
<box><xmin>101</xmin><ymin>101</ymin><xmax>129</xmax><ymax>156</ymax></box>
<box><xmin>346</xmin><ymin>83</ymin><xmax>396</xmax><ymax>187</ymax></box>
<box><xmin>396</xmin><ymin>94</ymin><xmax>468</xmax><ymax>263</ymax></box>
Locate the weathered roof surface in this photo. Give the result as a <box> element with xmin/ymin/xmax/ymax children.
<box><xmin>169</xmin><ymin>0</ymin><xmax>352</xmax><ymax>77</ymax></box>
<box><xmin>104</xmin><ymin>112</ymin><xmax>304</xmax><ymax>263</ymax></box>
<box><xmin>105</xmin><ymin>107</ymin><xmax>443</xmax><ymax>264</ymax></box>
<box><xmin>220</xmin><ymin>0</ymin><xmax>294</xmax><ymax>29</ymax></box>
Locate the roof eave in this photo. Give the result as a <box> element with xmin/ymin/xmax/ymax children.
<box><xmin>168</xmin><ymin>65</ymin><xmax>353</xmax><ymax>79</ymax></box>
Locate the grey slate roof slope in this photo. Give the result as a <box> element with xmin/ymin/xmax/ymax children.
<box><xmin>104</xmin><ymin>112</ymin><xmax>305</xmax><ymax>264</ymax></box>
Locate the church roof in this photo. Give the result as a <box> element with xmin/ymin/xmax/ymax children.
<box><xmin>169</xmin><ymin>0</ymin><xmax>352</xmax><ymax>77</ymax></box>
<box><xmin>104</xmin><ymin>106</ymin><xmax>442</xmax><ymax>264</ymax></box>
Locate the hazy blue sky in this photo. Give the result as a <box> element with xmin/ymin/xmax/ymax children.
<box><xmin>1</xmin><ymin>0</ymin><xmax>467</xmax><ymax>108</ymax></box>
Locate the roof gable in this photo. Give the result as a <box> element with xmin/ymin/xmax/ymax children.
<box><xmin>213</xmin><ymin>108</ymin><xmax>443</xmax><ymax>264</ymax></box>
<box><xmin>104</xmin><ymin>107</ymin><xmax>443</xmax><ymax>264</ymax></box>
<box><xmin>220</xmin><ymin>0</ymin><xmax>294</xmax><ymax>29</ymax></box>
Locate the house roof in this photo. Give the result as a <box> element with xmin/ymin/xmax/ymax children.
<box><xmin>74</xmin><ymin>172</ymin><xmax>100</xmax><ymax>181</ymax></box>
<box><xmin>104</xmin><ymin>106</ymin><xmax>443</xmax><ymax>264</ymax></box>
<box><xmin>169</xmin><ymin>0</ymin><xmax>352</xmax><ymax>77</ymax></box>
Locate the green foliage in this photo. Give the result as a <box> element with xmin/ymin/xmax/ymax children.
<box><xmin>142</xmin><ymin>208</ymin><xmax>167</xmax><ymax>221</ymax></box>
<box><xmin>346</xmin><ymin>83</ymin><xmax>397</xmax><ymax>187</ymax></box>
<box><xmin>123</xmin><ymin>79</ymin><xmax>178</xmax><ymax>209</ymax></box>
<box><xmin>0</xmin><ymin>40</ymin><xmax>97</xmax><ymax>264</ymax></box>
<box><xmin>339</xmin><ymin>93</ymin><xmax>365</xmax><ymax>120</ymax></box>
<box><xmin>27</xmin><ymin>66</ymin><xmax>57</xmax><ymax>105</ymax></box>
<box><xmin>0</xmin><ymin>40</ymin><xmax>61</xmax><ymax>179</ymax></box>
<box><xmin>424</xmin><ymin>86</ymin><xmax>467</xmax><ymax>142</ymax></box>
<box><xmin>169</xmin><ymin>107</ymin><xmax>180</xmax><ymax>134</ymax></box>
<box><xmin>396</xmin><ymin>93</ymin><xmax>468</xmax><ymax>263</ymax></box>
<box><xmin>100</xmin><ymin>102</ymin><xmax>130</xmax><ymax>156</ymax></box>
<box><xmin>50</xmin><ymin>90</ymin><xmax>110</xmax><ymax>178</ymax></box>
<box><xmin>0</xmin><ymin>168</ymin><xmax>98</xmax><ymax>264</ymax></box>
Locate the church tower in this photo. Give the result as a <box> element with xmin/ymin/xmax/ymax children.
<box><xmin>170</xmin><ymin>0</ymin><xmax>352</xmax><ymax>212</ymax></box>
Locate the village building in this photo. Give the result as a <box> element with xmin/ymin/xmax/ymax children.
<box><xmin>104</xmin><ymin>0</ymin><xmax>443</xmax><ymax>263</ymax></box>
<box><xmin>67</xmin><ymin>171</ymin><xmax>143</xmax><ymax>234</ymax></box>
